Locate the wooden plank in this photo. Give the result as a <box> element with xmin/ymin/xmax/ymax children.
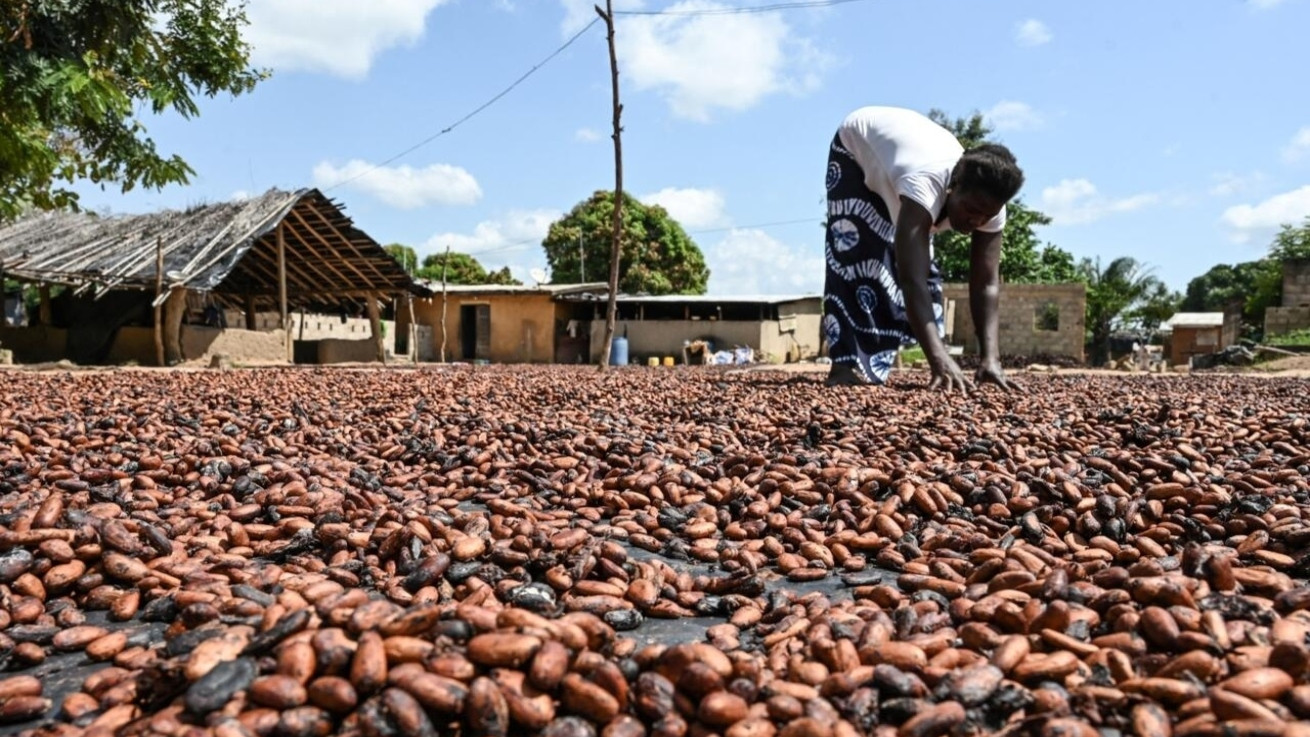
<box><xmin>297</xmin><ymin>199</ymin><xmax>387</xmax><ymax>287</ymax></box>
<box><xmin>283</xmin><ymin>209</ymin><xmax>362</xmax><ymax>289</ymax></box>
<box><xmin>278</xmin><ymin>223</ymin><xmax>289</xmax><ymax>362</ymax></box>
<box><xmin>154</xmin><ymin>239</ymin><xmax>164</xmax><ymax>367</ymax></box>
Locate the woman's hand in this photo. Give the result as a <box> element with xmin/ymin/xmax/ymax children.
<box><xmin>975</xmin><ymin>358</ymin><xmax>1016</xmax><ymax>392</ymax></box>
<box><xmin>929</xmin><ymin>354</ymin><xmax>975</xmax><ymax>394</ymax></box>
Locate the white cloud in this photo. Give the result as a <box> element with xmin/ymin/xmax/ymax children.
<box><xmin>706</xmin><ymin>229</ymin><xmax>822</xmax><ymax>295</ymax></box>
<box><xmin>1015</xmin><ymin>19</ymin><xmax>1052</xmax><ymax>46</ymax></box>
<box><xmin>1282</xmin><ymin>127</ymin><xmax>1310</xmax><ymax>163</ymax></box>
<box><xmin>1040</xmin><ymin>179</ymin><xmax>1158</xmax><ymax>225</ymax></box>
<box><xmin>641</xmin><ymin>187</ymin><xmax>729</xmax><ymax>229</ymax></box>
<box><xmin>576</xmin><ymin>128</ymin><xmax>602</xmax><ymax>143</ymax></box>
<box><xmin>614</xmin><ymin>1</ymin><xmax>832</xmax><ymax>121</ymax></box>
<box><xmin>422</xmin><ymin>209</ymin><xmax>561</xmax><ymax>282</ymax></box>
<box><xmin>1221</xmin><ymin>186</ymin><xmax>1310</xmax><ymax>235</ymax></box>
<box><xmin>984</xmin><ymin>101</ymin><xmax>1043</xmax><ymax>132</ymax></box>
<box><xmin>241</xmin><ymin>0</ymin><xmax>450</xmax><ymax>79</ymax></box>
<box><xmin>312</xmin><ymin>160</ymin><xmax>481</xmax><ymax>209</ymax></box>
<box><xmin>1209</xmin><ymin>171</ymin><xmax>1265</xmax><ymax>197</ymax></box>
<box><xmin>230</xmin><ymin>190</ymin><xmax>251</xmax><ymax>202</ymax></box>
<box><xmin>1249</xmin><ymin>0</ymin><xmax>1288</xmax><ymax>8</ymax></box>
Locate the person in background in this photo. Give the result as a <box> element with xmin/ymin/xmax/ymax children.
<box><xmin>822</xmin><ymin>105</ymin><xmax>1025</xmax><ymax>392</ymax></box>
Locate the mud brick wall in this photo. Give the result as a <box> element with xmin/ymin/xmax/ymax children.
<box><xmin>942</xmin><ymin>283</ymin><xmax>1086</xmax><ymax>362</ymax></box>
<box><xmin>1283</xmin><ymin>260</ymin><xmax>1310</xmax><ymax>308</ymax></box>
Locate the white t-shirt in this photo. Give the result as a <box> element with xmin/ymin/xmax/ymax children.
<box><xmin>837</xmin><ymin>106</ymin><xmax>1006</xmax><ymax>234</ymax></box>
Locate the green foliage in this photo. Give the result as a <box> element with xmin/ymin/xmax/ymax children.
<box><xmin>384</xmin><ymin>244</ymin><xmax>418</xmax><ymax>275</ymax></box>
<box><xmin>1268</xmin><ymin>328</ymin><xmax>1310</xmax><ymax>347</ymax></box>
<box><xmin>543</xmin><ymin>190</ymin><xmax>709</xmax><ymax>295</ymax></box>
<box><xmin>1125</xmin><ymin>281</ymin><xmax>1183</xmax><ymax>333</ymax></box>
<box><xmin>1079</xmin><ymin>257</ymin><xmax>1164</xmax><ymax>365</ymax></box>
<box><xmin>417</xmin><ymin>252</ymin><xmax>521</xmax><ymax>286</ymax></box>
<box><xmin>926</xmin><ymin>110</ymin><xmax>1078</xmax><ymax>284</ymax></box>
<box><xmin>0</xmin><ymin>0</ymin><xmax>266</xmax><ymax>221</ymax></box>
<box><xmin>1181</xmin><ymin>218</ymin><xmax>1310</xmax><ymax>335</ymax></box>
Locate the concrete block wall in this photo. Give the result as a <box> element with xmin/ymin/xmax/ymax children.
<box><xmin>1265</xmin><ymin>306</ymin><xmax>1310</xmax><ymax>337</ymax></box>
<box><xmin>1283</xmin><ymin>260</ymin><xmax>1310</xmax><ymax>308</ymax></box>
<box><xmin>942</xmin><ymin>283</ymin><xmax>1086</xmax><ymax>361</ymax></box>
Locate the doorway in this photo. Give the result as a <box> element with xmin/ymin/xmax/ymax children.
<box><xmin>460</xmin><ymin>304</ymin><xmax>491</xmax><ymax>360</ymax></box>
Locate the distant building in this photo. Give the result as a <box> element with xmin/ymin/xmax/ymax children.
<box><xmin>1264</xmin><ymin>258</ymin><xmax>1310</xmax><ymax>338</ymax></box>
<box><xmin>1162</xmin><ymin>310</ymin><xmax>1239</xmax><ymax>366</ymax></box>
<box><xmin>403</xmin><ymin>285</ymin><xmax>823</xmax><ymax>365</ymax></box>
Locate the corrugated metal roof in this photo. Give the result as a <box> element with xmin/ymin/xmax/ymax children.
<box><xmin>1164</xmin><ymin>312</ymin><xmax>1225</xmax><ymax>329</ymax></box>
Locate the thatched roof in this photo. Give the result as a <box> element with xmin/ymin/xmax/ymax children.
<box><xmin>0</xmin><ymin>188</ymin><xmax>423</xmax><ymax>308</ymax></box>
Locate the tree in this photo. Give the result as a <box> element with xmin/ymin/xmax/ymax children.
<box><xmin>1079</xmin><ymin>256</ymin><xmax>1163</xmax><ymax>365</ymax></box>
<box><xmin>1125</xmin><ymin>281</ymin><xmax>1183</xmax><ymax>335</ymax></box>
<box><xmin>0</xmin><ymin>1</ymin><xmax>266</xmax><ymax>221</ymax></box>
<box><xmin>926</xmin><ymin>110</ymin><xmax>1078</xmax><ymax>284</ymax></box>
<box><xmin>542</xmin><ymin>190</ymin><xmax>709</xmax><ymax>295</ymax></box>
<box><xmin>1181</xmin><ymin>218</ymin><xmax>1310</xmax><ymax>336</ymax></box>
<box><xmin>384</xmin><ymin>244</ymin><xmax>418</xmax><ymax>275</ymax></box>
<box><xmin>416</xmin><ymin>252</ymin><xmax>521</xmax><ymax>285</ymax></box>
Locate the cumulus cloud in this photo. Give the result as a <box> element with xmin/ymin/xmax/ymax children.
<box><xmin>984</xmin><ymin>101</ymin><xmax>1044</xmax><ymax>132</ymax></box>
<box><xmin>421</xmin><ymin>209</ymin><xmax>561</xmax><ymax>282</ymax></box>
<box><xmin>241</xmin><ymin>0</ymin><xmax>450</xmax><ymax>79</ymax></box>
<box><xmin>1040</xmin><ymin>179</ymin><xmax>1158</xmax><ymax>225</ymax></box>
<box><xmin>584</xmin><ymin>0</ymin><xmax>831</xmax><ymax>122</ymax></box>
<box><xmin>1221</xmin><ymin>186</ymin><xmax>1310</xmax><ymax>238</ymax></box>
<box><xmin>641</xmin><ymin>187</ymin><xmax>729</xmax><ymax>229</ymax></box>
<box><xmin>1015</xmin><ymin>19</ymin><xmax>1052</xmax><ymax>46</ymax></box>
<box><xmin>312</xmin><ymin>160</ymin><xmax>481</xmax><ymax>209</ymax></box>
<box><xmin>705</xmin><ymin>229</ymin><xmax>823</xmax><ymax>295</ymax></box>
<box><xmin>1283</xmin><ymin>127</ymin><xmax>1310</xmax><ymax>163</ymax></box>
<box><xmin>575</xmin><ymin>128</ymin><xmax>602</xmax><ymax>143</ymax></box>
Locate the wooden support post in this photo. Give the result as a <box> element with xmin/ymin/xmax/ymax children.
<box><xmin>440</xmin><ymin>246</ymin><xmax>450</xmax><ymax>363</ymax></box>
<box><xmin>154</xmin><ymin>239</ymin><xmax>164</xmax><ymax>367</ymax></box>
<box><xmin>163</xmin><ymin>288</ymin><xmax>188</xmax><ymax>365</ymax></box>
<box><xmin>245</xmin><ymin>294</ymin><xmax>258</xmax><ymax>330</ymax></box>
<box><xmin>597</xmin><ymin>0</ymin><xmax>624</xmax><ymax>369</ymax></box>
<box><xmin>366</xmin><ymin>294</ymin><xmax>384</xmax><ymax>364</ymax></box>
<box><xmin>38</xmin><ymin>284</ymin><xmax>52</xmax><ymax>326</ymax></box>
<box><xmin>405</xmin><ymin>295</ymin><xmax>417</xmax><ymax>361</ymax></box>
<box><xmin>277</xmin><ymin>223</ymin><xmax>290</xmax><ymax>362</ymax></box>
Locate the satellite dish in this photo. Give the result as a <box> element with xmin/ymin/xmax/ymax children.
<box><xmin>529</xmin><ymin>268</ymin><xmax>547</xmax><ymax>285</ymax></box>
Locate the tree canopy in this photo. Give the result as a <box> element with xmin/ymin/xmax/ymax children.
<box><xmin>1181</xmin><ymin>217</ymin><xmax>1310</xmax><ymax>335</ymax></box>
<box><xmin>418</xmin><ymin>251</ymin><xmax>520</xmax><ymax>286</ymax></box>
<box><xmin>542</xmin><ymin>190</ymin><xmax>709</xmax><ymax>295</ymax></box>
<box><xmin>0</xmin><ymin>0</ymin><xmax>266</xmax><ymax>221</ymax></box>
<box><xmin>926</xmin><ymin>110</ymin><xmax>1078</xmax><ymax>284</ymax></box>
<box><xmin>1079</xmin><ymin>257</ymin><xmax>1165</xmax><ymax>365</ymax></box>
<box><xmin>384</xmin><ymin>244</ymin><xmax>418</xmax><ymax>275</ymax></box>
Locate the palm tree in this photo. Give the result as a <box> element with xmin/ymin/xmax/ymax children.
<box><xmin>1078</xmin><ymin>256</ymin><xmax>1163</xmax><ymax>366</ymax></box>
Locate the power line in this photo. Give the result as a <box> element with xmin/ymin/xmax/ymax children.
<box><xmin>324</xmin><ymin>18</ymin><xmax>602</xmax><ymax>193</ymax></box>
<box><xmin>615</xmin><ymin>0</ymin><xmax>869</xmax><ymax>16</ymax></box>
<box><xmin>463</xmin><ymin>216</ymin><xmax>822</xmax><ymax>258</ymax></box>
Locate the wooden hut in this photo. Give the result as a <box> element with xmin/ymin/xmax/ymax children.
<box><xmin>0</xmin><ymin>188</ymin><xmax>422</xmax><ymax>365</ymax></box>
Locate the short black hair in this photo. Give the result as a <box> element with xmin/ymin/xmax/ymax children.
<box><xmin>954</xmin><ymin>143</ymin><xmax>1025</xmax><ymax>202</ymax></box>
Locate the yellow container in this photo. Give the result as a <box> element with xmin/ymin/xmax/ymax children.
<box><xmin>647</xmin><ymin>356</ymin><xmax>660</xmax><ymax>367</ymax></box>
<box><xmin>663</xmin><ymin>356</ymin><xmax>675</xmax><ymax>367</ymax></box>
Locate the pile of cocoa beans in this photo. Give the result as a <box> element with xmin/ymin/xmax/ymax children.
<box><xmin>0</xmin><ymin>366</ymin><xmax>1307</xmax><ymax>737</ymax></box>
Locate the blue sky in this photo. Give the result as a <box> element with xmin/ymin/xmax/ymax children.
<box><xmin>73</xmin><ymin>0</ymin><xmax>1310</xmax><ymax>295</ymax></box>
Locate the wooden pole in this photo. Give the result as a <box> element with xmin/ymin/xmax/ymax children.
<box><xmin>154</xmin><ymin>238</ymin><xmax>164</xmax><ymax>367</ymax></box>
<box><xmin>440</xmin><ymin>245</ymin><xmax>450</xmax><ymax>363</ymax></box>
<box><xmin>244</xmin><ymin>294</ymin><xmax>258</xmax><ymax>330</ymax></box>
<box><xmin>277</xmin><ymin>222</ymin><xmax>289</xmax><ymax>362</ymax></box>
<box><xmin>406</xmin><ymin>295</ymin><xmax>417</xmax><ymax>361</ymax></box>
<box><xmin>366</xmin><ymin>294</ymin><xmax>385</xmax><ymax>364</ymax></box>
<box><xmin>597</xmin><ymin>0</ymin><xmax>624</xmax><ymax>369</ymax></box>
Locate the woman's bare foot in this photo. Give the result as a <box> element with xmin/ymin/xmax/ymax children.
<box><xmin>825</xmin><ymin>364</ymin><xmax>871</xmax><ymax>387</ymax></box>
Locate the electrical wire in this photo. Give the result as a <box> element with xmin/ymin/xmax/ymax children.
<box><xmin>459</xmin><ymin>216</ymin><xmax>822</xmax><ymax>258</ymax></box>
<box><xmin>324</xmin><ymin>17</ymin><xmax>602</xmax><ymax>193</ymax></box>
<box><xmin>614</xmin><ymin>0</ymin><xmax>869</xmax><ymax>16</ymax></box>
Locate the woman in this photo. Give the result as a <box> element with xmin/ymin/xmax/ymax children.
<box><xmin>822</xmin><ymin>105</ymin><xmax>1025</xmax><ymax>392</ymax></box>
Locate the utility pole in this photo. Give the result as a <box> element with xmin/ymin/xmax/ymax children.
<box><xmin>597</xmin><ymin>0</ymin><xmax>623</xmax><ymax>369</ymax></box>
<box><xmin>440</xmin><ymin>245</ymin><xmax>450</xmax><ymax>363</ymax></box>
